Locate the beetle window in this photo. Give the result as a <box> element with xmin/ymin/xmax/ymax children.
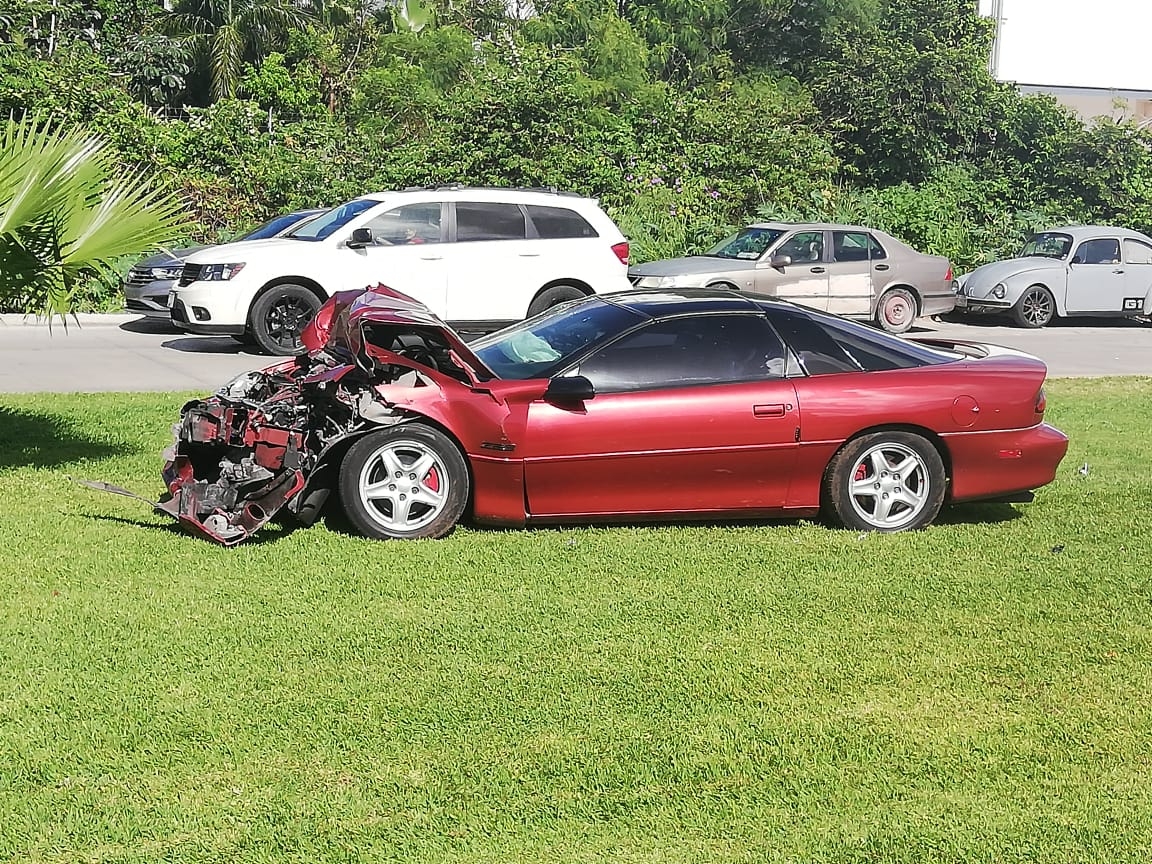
<box><xmin>1074</xmin><ymin>238</ymin><xmax>1121</xmax><ymax>265</ymax></box>
<box><xmin>1124</xmin><ymin>239</ymin><xmax>1152</xmax><ymax>265</ymax></box>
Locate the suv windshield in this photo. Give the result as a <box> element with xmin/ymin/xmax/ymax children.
<box><xmin>286</xmin><ymin>199</ymin><xmax>379</xmax><ymax>241</ymax></box>
<box><xmin>241</xmin><ymin>210</ymin><xmax>320</xmax><ymax>241</ymax></box>
<box><xmin>704</xmin><ymin>227</ymin><xmax>786</xmax><ymax>260</ymax></box>
<box><xmin>470</xmin><ymin>297</ymin><xmax>645</xmax><ymax>380</ymax></box>
<box><xmin>1019</xmin><ymin>232</ymin><xmax>1073</xmax><ymax>259</ymax></box>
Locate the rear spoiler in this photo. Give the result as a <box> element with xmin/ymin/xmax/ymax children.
<box><xmin>908</xmin><ymin>337</ymin><xmax>1042</xmax><ymax>363</ymax></box>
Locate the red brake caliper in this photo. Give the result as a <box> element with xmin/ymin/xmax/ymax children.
<box><xmin>424</xmin><ymin>466</ymin><xmax>440</xmax><ymax>493</ymax></box>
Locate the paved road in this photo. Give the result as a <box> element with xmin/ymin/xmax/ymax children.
<box><xmin>1</xmin><ymin>312</ymin><xmax>1150</xmax><ymax>393</ymax></box>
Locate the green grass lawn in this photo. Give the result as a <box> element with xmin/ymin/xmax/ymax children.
<box><xmin>1</xmin><ymin>379</ymin><xmax>1150</xmax><ymax>863</ymax></box>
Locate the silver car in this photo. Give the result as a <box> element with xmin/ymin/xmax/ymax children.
<box><xmin>627</xmin><ymin>222</ymin><xmax>956</xmax><ymax>333</ymax></box>
<box><xmin>955</xmin><ymin>225</ymin><xmax>1152</xmax><ymax>328</ymax></box>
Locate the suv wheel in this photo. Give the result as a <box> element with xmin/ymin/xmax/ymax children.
<box><xmin>527</xmin><ymin>284</ymin><xmax>586</xmax><ymax>317</ymax></box>
<box><xmin>250</xmin><ymin>284</ymin><xmax>322</xmax><ymax>355</ymax></box>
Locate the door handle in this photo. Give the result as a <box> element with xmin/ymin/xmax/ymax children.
<box><xmin>875</xmin><ymin>263</ymin><xmax>890</xmax><ymax>271</ymax></box>
<box><xmin>753</xmin><ymin>403</ymin><xmax>789</xmax><ymax>418</ymax></box>
<box><xmin>420</xmin><ymin>255</ymin><xmax>443</xmax><ymax>261</ymax></box>
<box><xmin>1112</xmin><ymin>268</ymin><xmax>1125</xmax><ymax>274</ymax></box>
<box><xmin>810</xmin><ymin>266</ymin><xmax>825</xmax><ymax>274</ymax></box>
<box><xmin>518</xmin><ymin>252</ymin><xmax>541</xmax><ymax>257</ymax></box>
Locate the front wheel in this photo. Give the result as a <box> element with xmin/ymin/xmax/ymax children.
<box><xmin>527</xmin><ymin>284</ymin><xmax>587</xmax><ymax>317</ymax></box>
<box><xmin>823</xmin><ymin>431</ymin><xmax>946</xmax><ymax>532</ymax></box>
<box><xmin>874</xmin><ymin>287</ymin><xmax>918</xmax><ymax>334</ymax></box>
<box><xmin>1011</xmin><ymin>284</ymin><xmax>1055</xmax><ymax>329</ymax></box>
<box><xmin>339</xmin><ymin>425</ymin><xmax>469</xmax><ymax>540</ymax></box>
<box><xmin>249</xmin><ymin>284</ymin><xmax>322</xmax><ymax>355</ymax></box>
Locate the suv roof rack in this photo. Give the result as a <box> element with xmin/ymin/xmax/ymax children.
<box><xmin>400</xmin><ymin>184</ymin><xmax>585</xmax><ymax>198</ymax></box>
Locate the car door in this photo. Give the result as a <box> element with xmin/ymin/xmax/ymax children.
<box><xmin>754</xmin><ymin>230</ymin><xmax>830</xmax><ymax>311</ymax></box>
<box><xmin>343</xmin><ymin>202</ymin><xmax>449</xmax><ymax>315</ymax></box>
<box><xmin>1066</xmin><ymin>237</ymin><xmax>1124</xmax><ymax>313</ymax></box>
<box><xmin>1121</xmin><ymin>238</ymin><xmax>1152</xmax><ymax>313</ymax></box>
<box><xmin>825</xmin><ymin>230</ymin><xmax>876</xmax><ymax>317</ymax></box>
<box><xmin>520</xmin><ymin>314</ymin><xmax>801</xmax><ymax>518</ymax></box>
<box><xmin>444</xmin><ymin>201</ymin><xmax>540</xmax><ymax>326</ymax></box>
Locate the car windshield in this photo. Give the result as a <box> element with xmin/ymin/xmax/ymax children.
<box><xmin>240</xmin><ymin>211</ymin><xmax>319</xmax><ymax>241</ymax></box>
<box><xmin>1018</xmin><ymin>232</ymin><xmax>1073</xmax><ymax>259</ymax></box>
<box><xmin>470</xmin><ymin>297</ymin><xmax>646</xmax><ymax>380</ymax></box>
<box><xmin>704</xmin><ymin>227</ymin><xmax>786</xmax><ymax>260</ymax></box>
<box><xmin>285</xmin><ymin>199</ymin><xmax>379</xmax><ymax>241</ymax></box>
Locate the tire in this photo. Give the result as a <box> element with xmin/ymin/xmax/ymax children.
<box><xmin>527</xmin><ymin>284</ymin><xmax>587</xmax><ymax>317</ymax></box>
<box><xmin>339</xmin><ymin>425</ymin><xmax>469</xmax><ymax>541</ymax></box>
<box><xmin>874</xmin><ymin>287</ymin><xmax>918</xmax><ymax>334</ymax></box>
<box><xmin>822</xmin><ymin>431</ymin><xmax>946</xmax><ymax>533</ymax></box>
<box><xmin>1011</xmin><ymin>284</ymin><xmax>1055</xmax><ymax>329</ymax></box>
<box><xmin>249</xmin><ymin>283</ymin><xmax>323</xmax><ymax>356</ymax></box>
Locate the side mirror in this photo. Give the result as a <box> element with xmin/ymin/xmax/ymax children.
<box><xmin>545</xmin><ymin>375</ymin><xmax>595</xmax><ymax>403</ymax></box>
<box><xmin>347</xmin><ymin>227</ymin><xmax>373</xmax><ymax>249</ymax></box>
<box><xmin>769</xmin><ymin>254</ymin><xmax>792</xmax><ymax>269</ymax></box>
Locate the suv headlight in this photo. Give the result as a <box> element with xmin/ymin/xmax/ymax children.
<box><xmin>991</xmin><ymin>283</ymin><xmax>1007</xmax><ymax>299</ymax></box>
<box><xmin>151</xmin><ymin>266</ymin><xmax>183</xmax><ymax>280</ymax></box>
<box><xmin>200</xmin><ymin>263</ymin><xmax>247</xmax><ymax>281</ymax></box>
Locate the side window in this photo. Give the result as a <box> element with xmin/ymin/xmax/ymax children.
<box><xmin>867</xmin><ymin>235</ymin><xmax>888</xmax><ymax>260</ymax></box>
<box><xmin>526</xmin><ymin>205</ymin><xmax>598</xmax><ymax>239</ymax></box>
<box><xmin>832</xmin><ymin>231</ymin><xmax>873</xmax><ymax>263</ymax></box>
<box><xmin>1074</xmin><ymin>238</ymin><xmax>1121</xmax><ymax>265</ymax></box>
<box><xmin>767</xmin><ymin>307</ymin><xmax>861</xmax><ymax>375</ymax></box>
<box><xmin>362</xmin><ymin>203</ymin><xmax>442</xmax><ymax>245</ymax></box>
<box><xmin>1124</xmin><ymin>238</ymin><xmax>1152</xmax><ymax>265</ymax></box>
<box><xmin>455</xmin><ymin>202</ymin><xmax>527</xmax><ymax>242</ymax></box>
<box><xmin>573</xmin><ymin>315</ymin><xmax>788</xmax><ymax>393</ymax></box>
<box><xmin>776</xmin><ymin>231</ymin><xmax>825</xmax><ymax>263</ymax></box>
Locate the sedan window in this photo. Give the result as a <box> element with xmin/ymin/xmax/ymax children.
<box><xmin>573</xmin><ymin>315</ymin><xmax>788</xmax><ymax>393</ymax></box>
<box><xmin>832</xmin><ymin>231</ymin><xmax>873</xmax><ymax>263</ymax></box>
<box><xmin>704</xmin><ymin>227</ymin><xmax>785</xmax><ymax>260</ymax></box>
<box><xmin>776</xmin><ymin>231</ymin><xmax>825</xmax><ymax>263</ymax></box>
<box><xmin>1073</xmin><ymin>238</ymin><xmax>1121</xmax><ymax>265</ymax></box>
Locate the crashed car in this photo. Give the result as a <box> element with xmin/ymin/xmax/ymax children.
<box><xmin>93</xmin><ymin>285</ymin><xmax>1069</xmax><ymax>546</ymax></box>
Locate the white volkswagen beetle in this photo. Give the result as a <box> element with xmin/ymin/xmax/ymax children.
<box><xmin>954</xmin><ymin>226</ymin><xmax>1152</xmax><ymax>328</ymax></box>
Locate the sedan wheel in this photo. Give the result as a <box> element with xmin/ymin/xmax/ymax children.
<box><xmin>823</xmin><ymin>432</ymin><xmax>946</xmax><ymax>532</ymax></box>
<box><xmin>1011</xmin><ymin>285</ymin><xmax>1055</xmax><ymax>329</ymax></box>
<box><xmin>875</xmin><ymin>288</ymin><xmax>917</xmax><ymax>334</ymax></box>
<box><xmin>339</xmin><ymin>425</ymin><xmax>469</xmax><ymax>540</ymax></box>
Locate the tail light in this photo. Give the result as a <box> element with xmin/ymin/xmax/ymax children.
<box><xmin>1035</xmin><ymin>388</ymin><xmax>1046</xmax><ymax>416</ymax></box>
<box><xmin>944</xmin><ymin>264</ymin><xmax>953</xmax><ymax>283</ymax></box>
<box><xmin>611</xmin><ymin>241</ymin><xmax>630</xmax><ymax>267</ymax></box>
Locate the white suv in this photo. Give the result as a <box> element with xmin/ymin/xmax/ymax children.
<box><xmin>169</xmin><ymin>186</ymin><xmax>631</xmax><ymax>354</ymax></box>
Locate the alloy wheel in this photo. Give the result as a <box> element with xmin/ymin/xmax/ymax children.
<box><xmin>357</xmin><ymin>439</ymin><xmax>450</xmax><ymax>532</ymax></box>
<box><xmin>847</xmin><ymin>442</ymin><xmax>931</xmax><ymax>530</ymax></box>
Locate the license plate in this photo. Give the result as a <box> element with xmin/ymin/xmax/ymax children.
<box><xmin>167</xmin><ymin>291</ymin><xmax>176</xmax><ymax>309</ymax></box>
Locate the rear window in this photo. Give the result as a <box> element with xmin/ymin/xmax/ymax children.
<box><xmin>766</xmin><ymin>308</ymin><xmax>860</xmax><ymax>375</ymax></box>
<box><xmin>527</xmin><ymin>205</ymin><xmax>598</xmax><ymax>239</ymax></box>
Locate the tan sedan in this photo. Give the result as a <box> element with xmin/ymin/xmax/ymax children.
<box><xmin>628</xmin><ymin>222</ymin><xmax>956</xmax><ymax>333</ymax></box>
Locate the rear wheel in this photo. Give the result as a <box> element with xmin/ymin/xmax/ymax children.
<box><xmin>1011</xmin><ymin>284</ymin><xmax>1055</xmax><ymax>329</ymax></box>
<box><xmin>874</xmin><ymin>287</ymin><xmax>918</xmax><ymax>334</ymax></box>
<box><xmin>339</xmin><ymin>425</ymin><xmax>469</xmax><ymax>541</ymax></box>
<box><xmin>823</xmin><ymin>431</ymin><xmax>946</xmax><ymax>532</ymax></box>
<box><xmin>527</xmin><ymin>284</ymin><xmax>586</xmax><ymax>317</ymax></box>
<box><xmin>250</xmin><ymin>283</ymin><xmax>322</xmax><ymax>355</ymax></box>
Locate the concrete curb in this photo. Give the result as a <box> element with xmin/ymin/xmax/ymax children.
<box><xmin>0</xmin><ymin>313</ymin><xmax>141</xmax><ymax>328</ymax></box>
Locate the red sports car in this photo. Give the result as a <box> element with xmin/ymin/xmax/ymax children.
<box><xmin>142</xmin><ymin>286</ymin><xmax>1068</xmax><ymax>545</ymax></box>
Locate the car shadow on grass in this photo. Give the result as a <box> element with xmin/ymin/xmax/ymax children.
<box><xmin>935</xmin><ymin>502</ymin><xmax>1023</xmax><ymax>525</ymax></box>
<box><xmin>0</xmin><ymin>406</ymin><xmax>127</xmax><ymax>470</ymax></box>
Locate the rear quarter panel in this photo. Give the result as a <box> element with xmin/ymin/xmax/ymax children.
<box><xmin>787</xmin><ymin>358</ymin><xmax>1049</xmax><ymax>508</ymax></box>
<box><xmin>885</xmin><ymin>250</ymin><xmax>954</xmax><ymax>315</ymax></box>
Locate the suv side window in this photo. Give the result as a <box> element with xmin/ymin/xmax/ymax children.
<box><xmin>526</xmin><ymin>205</ymin><xmax>598</xmax><ymax>239</ymax></box>
<box><xmin>456</xmin><ymin>202</ymin><xmax>527</xmax><ymax>242</ymax></box>
<box><xmin>572</xmin><ymin>315</ymin><xmax>788</xmax><ymax>393</ymax></box>
<box><xmin>1124</xmin><ymin>238</ymin><xmax>1152</xmax><ymax>265</ymax></box>
<box><xmin>362</xmin><ymin>203</ymin><xmax>443</xmax><ymax>245</ymax></box>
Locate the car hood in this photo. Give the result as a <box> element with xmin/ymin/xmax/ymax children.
<box><xmin>963</xmin><ymin>256</ymin><xmax>1064</xmax><ymax>288</ymax></box>
<box><xmin>302</xmin><ymin>284</ymin><xmax>496</xmax><ymax>384</ymax></box>
<box><xmin>135</xmin><ymin>246</ymin><xmax>209</xmax><ymax>268</ymax></box>
<box><xmin>629</xmin><ymin>256</ymin><xmax>758</xmax><ymax>277</ymax></box>
<box><xmin>184</xmin><ymin>237</ymin><xmax>305</xmax><ymax>263</ymax></box>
